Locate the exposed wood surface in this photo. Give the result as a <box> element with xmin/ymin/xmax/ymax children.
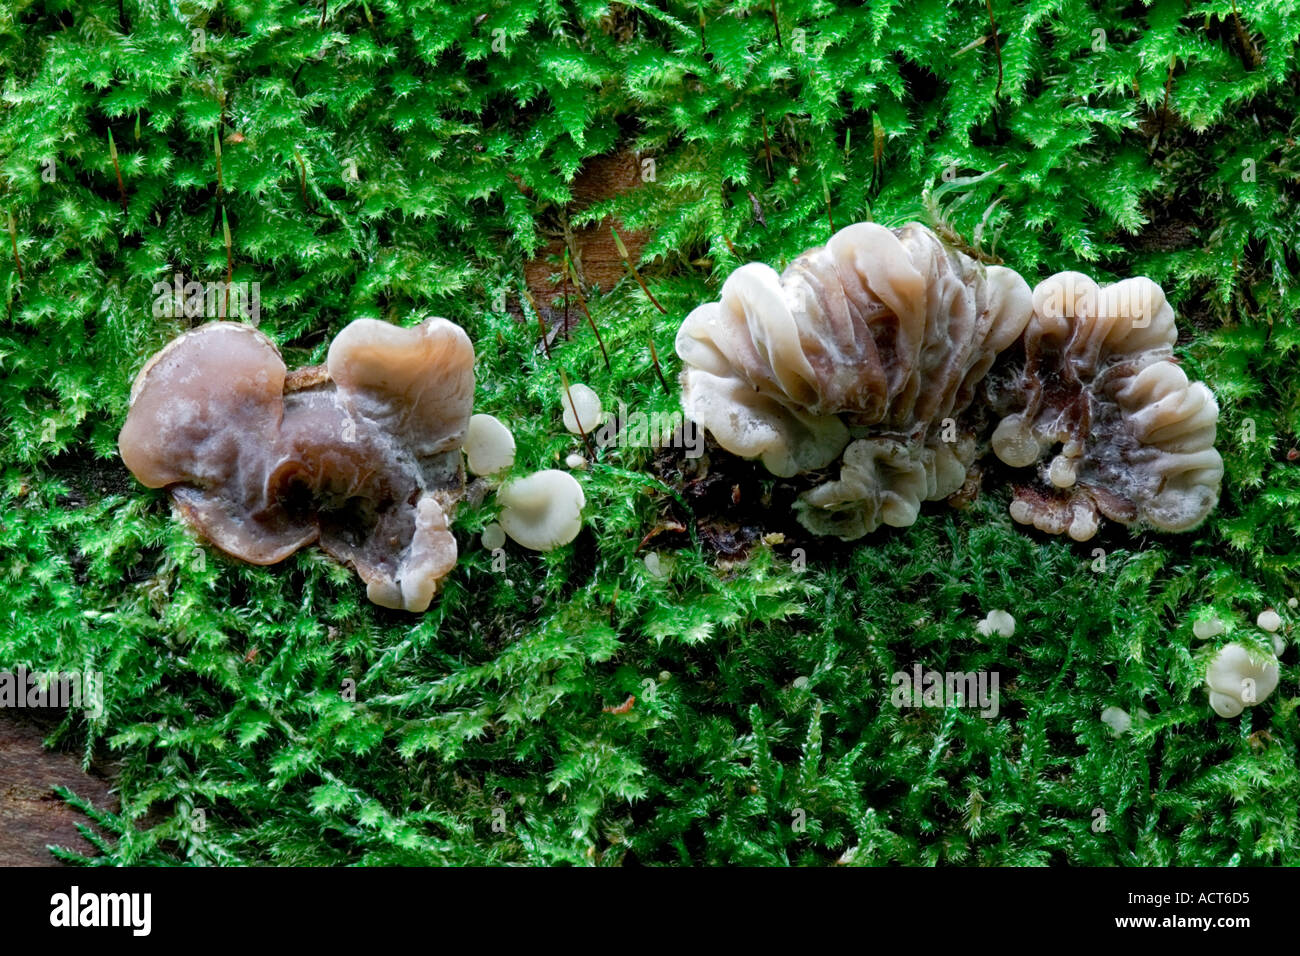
<box><xmin>0</xmin><ymin>714</ymin><xmax>115</xmax><ymax>866</ymax></box>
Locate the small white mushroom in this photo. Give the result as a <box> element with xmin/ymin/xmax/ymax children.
<box><xmin>1271</xmin><ymin>633</ymin><xmax>1286</xmax><ymax>656</ymax></box>
<box><xmin>497</xmin><ymin>469</ymin><xmax>585</xmax><ymax>551</ymax></box>
<box><xmin>565</xmin><ymin>453</ymin><xmax>587</xmax><ymax>470</ymax></box>
<box><xmin>561</xmin><ymin>383</ymin><xmax>604</xmax><ymax>435</ymax></box>
<box><xmin>1289</xmin><ymin>597</ymin><xmax>1298</xmax><ymax>609</ymax></box>
<box><xmin>1257</xmin><ymin>609</ymin><xmax>1282</xmax><ymax>633</ymax></box>
<box><xmin>481</xmin><ymin>522</ymin><xmax>506</xmax><ymax>550</ymax></box>
<box><xmin>1192</xmin><ymin>616</ymin><xmax>1225</xmax><ymax>641</ymax></box>
<box><xmin>1205</xmin><ymin>643</ymin><xmax>1280</xmax><ymax>718</ymax></box>
<box><xmin>976</xmin><ymin>609</ymin><xmax>1016</xmax><ymax>638</ymax></box>
<box><xmin>464</xmin><ymin>414</ymin><xmax>516</xmax><ymax>476</ymax></box>
<box><xmin>1100</xmin><ymin>706</ymin><xmax>1132</xmax><ymax>736</ymax></box>
<box><xmin>643</xmin><ymin>552</ymin><xmax>673</xmax><ymax>580</ymax></box>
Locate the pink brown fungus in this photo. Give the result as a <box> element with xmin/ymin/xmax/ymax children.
<box><xmin>119</xmin><ymin>318</ymin><xmax>475</xmax><ymax>611</ymax></box>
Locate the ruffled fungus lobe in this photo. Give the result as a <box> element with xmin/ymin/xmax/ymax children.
<box><xmin>1205</xmin><ymin>643</ymin><xmax>1279</xmax><ymax>718</ymax></box>
<box><xmin>118</xmin><ymin>318</ymin><xmax>475</xmax><ymax>612</ymax></box>
<box><xmin>675</xmin><ymin>221</ymin><xmax>1033</xmax><ymax>539</ymax></box>
<box><xmin>990</xmin><ymin>272</ymin><xmax>1222</xmax><ymax>540</ymax></box>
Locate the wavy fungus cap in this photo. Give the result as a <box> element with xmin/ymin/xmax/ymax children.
<box><xmin>990</xmin><ymin>271</ymin><xmax>1223</xmax><ymax>539</ymax></box>
<box><xmin>675</xmin><ymin>221</ymin><xmax>1033</xmax><ymax>539</ymax></box>
<box><xmin>1205</xmin><ymin>643</ymin><xmax>1279</xmax><ymax>718</ymax></box>
<box><xmin>497</xmin><ymin>469</ymin><xmax>585</xmax><ymax>551</ymax></box>
<box><xmin>118</xmin><ymin>317</ymin><xmax>475</xmax><ymax>612</ymax></box>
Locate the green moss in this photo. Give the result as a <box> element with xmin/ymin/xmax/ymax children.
<box><xmin>1</xmin><ymin>0</ymin><xmax>1297</xmax><ymax>865</ymax></box>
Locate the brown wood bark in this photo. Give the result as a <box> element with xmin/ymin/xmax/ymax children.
<box><xmin>0</xmin><ymin>713</ymin><xmax>115</xmax><ymax>866</ymax></box>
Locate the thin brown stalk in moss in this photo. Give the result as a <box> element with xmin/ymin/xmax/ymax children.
<box><xmin>648</xmin><ymin>335</ymin><xmax>670</xmax><ymax>396</ymax></box>
<box><xmin>1155</xmin><ymin>53</ymin><xmax>1176</xmax><ymax>151</ymax></box>
<box><xmin>1230</xmin><ymin>1</ymin><xmax>1260</xmax><ymax>70</ymax></box>
<box><xmin>107</xmin><ymin>129</ymin><xmax>128</xmax><ymax>213</ymax></box>
<box><xmin>612</xmin><ymin>227</ymin><xmax>666</xmax><ymax>314</ymax></box>
<box><xmin>523</xmin><ymin>287</ymin><xmax>551</xmax><ymax>359</ymax></box>
<box><xmin>214</xmin><ymin>127</ymin><xmax>224</xmax><ymax>197</ymax></box>
<box><xmin>769</xmin><ymin>0</ymin><xmax>783</xmax><ymax>49</ymax></box>
<box><xmin>221</xmin><ymin>206</ymin><xmax>233</xmax><ymax>317</ymax></box>
<box><xmin>565</xmin><ymin>250</ymin><xmax>610</xmax><ymax>370</ymax></box>
<box><xmin>984</xmin><ymin>0</ymin><xmax>1002</xmax><ymax>99</ymax></box>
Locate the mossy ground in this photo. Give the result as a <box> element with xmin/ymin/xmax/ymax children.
<box><xmin>1</xmin><ymin>1</ymin><xmax>1298</xmax><ymax>865</ymax></box>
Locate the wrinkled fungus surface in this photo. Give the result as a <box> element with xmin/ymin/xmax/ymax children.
<box><xmin>119</xmin><ymin>318</ymin><xmax>475</xmax><ymax>611</ymax></box>
<box><xmin>676</xmin><ymin>221</ymin><xmax>1033</xmax><ymax>539</ymax></box>
<box><xmin>676</xmin><ymin>224</ymin><xmax>1223</xmax><ymax>541</ymax></box>
<box><xmin>989</xmin><ymin>272</ymin><xmax>1223</xmax><ymax>539</ymax></box>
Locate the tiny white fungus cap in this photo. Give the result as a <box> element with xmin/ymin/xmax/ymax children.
<box><xmin>498</xmin><ymin>469</ymin><xmax>585</xmax><ymax>551</ymax></box>
<box><xmin>1205</xmin><ymin>643</ymin><xmax>1279</xmax><ymax>718</ymax></box>
<box><xmin>1192</xmin><ymin>616</ymin><xmax>1225</xmax><ymax>641</ymax></box>
<box><xmin>1100</xmin><ymin>706</ymin><xmax>1131</xmax><ymax>736</ymax></box>
<box><xmin>561</xmin><ymin>383</ymin><xmax>604</xmax><ymax>435</ymax></box>
<box><xmin>1256</xmin><ymin>609</ymin><xmax>1282</xmax><ymax>633</ymax></box>
<box><xmin>464</xmin><ymin>414</ymin><xmax>516</xmax><ymax>476</ymax></box>
<box><xmin>481</xmin><ymin>522</ymin><xmax>506</xmax><ymax>550</ymax></box>
<box><xmin>643</xmin><ymin>552</ymin><xmax>672</xmax><ymax>580</ymax></box>
<box><xmin>976</xmin><ymin>609</ymin><xmax>1016</xmax><ymax>638</ymax></box>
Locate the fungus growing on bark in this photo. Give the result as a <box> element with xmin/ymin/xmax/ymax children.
<box><xmin>989</xmin><ymin>272</ymin><xmax>1223</xmax><ymax>540</ymax></box>
<box><xmin>674</xmin><ymin>221</ymin><xmax>1033</xmax><ymax>539</ymax></box>
<box><xmin>118</xmin><ymin>317</ymin><xmax>475</xmax><ymax>612</ymax></box>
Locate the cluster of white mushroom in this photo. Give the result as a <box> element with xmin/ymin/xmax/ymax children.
<box><xmin>462</xmin><ymin>391</ymin><xmax>588</xmax><ymax>555</ymax></box>
<box><xmin>676</xmin><ymin>221</ymin><xmax>1033</xmax><ymax>539</ymax></box>
<box><xmin>1191</xmin><ymin>605</ymin><xmax>1288</xmax><ymax>719</ymax></box>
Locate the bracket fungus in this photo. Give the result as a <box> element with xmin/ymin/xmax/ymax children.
<box><xmin>1205</xmin><ymin>643</ymin><xmax>1280</xmax><ymax>718</ymax></box>
<box><xmin>675</xmin><ymin>224</ymin><xmax>1223</xmax><ymax>543</ymax></box>
<box><xmin>118</xmin><ymin>318</ymin><xmax>475</xmax><ymax>612</ymax></box>
<box><xmin>675</xmin><ymin>221</ymin><xmax>1033</xmax><ymax>539</ymax></box>
<box><xmin>989</xmin><ymin>272</ymin><xmax>1223</xmax><ymax>540</ymax></box>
